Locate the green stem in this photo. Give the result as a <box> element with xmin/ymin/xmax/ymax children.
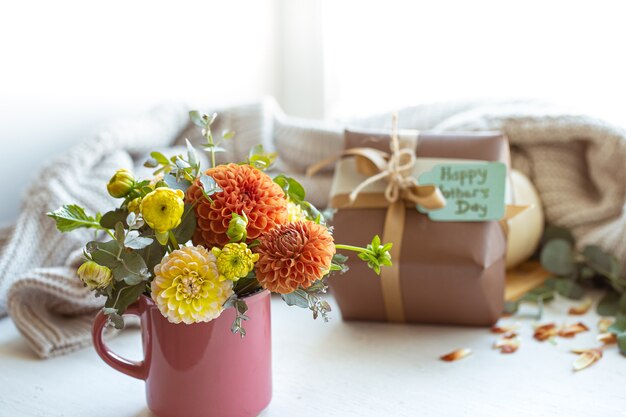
<box><xmin>105</xmin><ymin>230</ymin><xmax>116</xmax><ymax>240</ymax></box>
<box><xmin>206</xmin><ymin>130</ymin><xmax>216</xmax><ymax>168</ymax></box>
<box><xmin>169</xmin><ymin>231</ymin><xmax>180</xmax><ymax>250</ymax></box>
<box><xmin>335</xmin><ymin>244</ymin><xmax>367</xmax><ymax>254</ymax></box>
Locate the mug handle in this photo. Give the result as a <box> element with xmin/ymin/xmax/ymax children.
<box><xmin>92</xmin><ymin>302</ymin><xmax>147</xmax><ymax>380</ymax></box>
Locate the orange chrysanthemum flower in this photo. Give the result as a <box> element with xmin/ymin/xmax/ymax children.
<box><xmin>187</xmin><ymin>164</ymin><xmax>288</xmax><ymax>247</ymax></box>
<box><xmin>255</xmin><ymin>221</ymin><xmax>335</xmax><ymax>294</ymax></box>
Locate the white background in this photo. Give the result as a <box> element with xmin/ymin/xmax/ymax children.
<box><xmin>2</xmin><ymin>0</ymin><xmax>626</xmax><ymax>225</ymax></box>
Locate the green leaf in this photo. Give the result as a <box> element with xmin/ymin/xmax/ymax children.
<box><xmin>173</xmin><ymin>204</ymin><xmax>197</xmax><ymax>244</ymax></box>
<box><xmin>554</xmin><ymin>279</ymin><xmax>585</xmax><ymax>300</ymax></box>
<box><xmin>597</xmin><ymin>291</ymin><xmax>620</xmax><ymax>316</ymax></box>
<box><xmin>105</xmin><ymin>281</ymin><xmax>146</xmax><ymax>316</ymax></box>
<box><xmin>164</xmin><ymin>173</ymin><xmax>191</xmax><ymax>193</ymax></box>
<box><xmin>248</xmin><ymin>144</ymin><xmax>278</xmax><ymax>171</ymax></box>
<box><xmin>114</xmin><ymin>222</ymin><xmax>125</xmax><ymax>245</ymax></box>
<box><xmin>617</xmin><ymin>332</ymin><xmax>626</xmax><ymax>356</ymax></box>
<box><xmin>619</xmin><ymin>293</ymin><xmax>626</xmax><ymax>315</ymax></box>
<box><xmin>87</xmin><ymin>240</ymin><xmax>122</xmax><ymax>270</ymax></box>
<box><xmin>124</xmin><ymin>231</ymin><xmax>153</xmax><ymax>250</ymax></box>
<box><xmin>583</xmin><ymin>245</ymin><xmax>618</xmax><ymax>277</ymax></box>
<box><xmin>608</xmin><ymin>315</ymin><xmax>626</xmax><ymax>334</ymax></box>
<box><xmin>273</xmin><ymin>175</ymin><xmax>306</xmax><ymax>202</ymax></box>
<box><xmin>542</xmin><ymin>225</ymin><xmax>575</xmax><ymax>245</ymax></box>
<box><xmin>189</xmin><ymin>110</ymin><xmax>206</xmax><ymax>127</ymax></box>
<box><xmin>99</xmin><ymin>209</ymin><xmax>128</xmax><ymax>229</ymax></box>
<box><xmin>223</xmin><ymin>130</ymin><xmax>235</xmax><ymax>140</ymax></box>
<box><xmin>150</xmin><ymin>151</ymin><xmax>170</xmax><ymax>166</ymax></box>
<box><xmin>137</xmin><ymin>238</ymin><xmax>167</xmax><ymax>274</ymax></box>
<box><xmin>540</xmin><ymin>239</ymin><xmax>575</xmax><ymax>276</ymax></box>
<box><xmin>108</xmin><ymin>312</ymin><xmax>125</xmax><ymax>329</ymax></box>
<box><xmin>199</xmin><ymin>174</ymin><xmax>222</xmax><ymax>201</ymax></box>
<box><xmin>110</xmin><ymin>250</ymin><xmax>149</xmax><ymax>284</ymax></box>
<box><xmin>47</xmin><ymin>205</ymin><xmax>103</xmax><ymax>232</ymax></box>
<box><xmin>281</xmin><ymin>290</ymin><xmax>310</xmax><ymax>309</ymax></box>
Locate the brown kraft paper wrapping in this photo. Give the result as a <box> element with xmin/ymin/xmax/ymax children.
<box><xmin>329</xmin><ymin>129</ymin><xmax>510</xmax><ymax>326</ymax></box>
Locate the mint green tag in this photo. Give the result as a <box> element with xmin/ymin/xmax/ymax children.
<box><xmin>417</xmin><ymin>162</ymin><xmax>507</xmax><ymax>221</ymax></box>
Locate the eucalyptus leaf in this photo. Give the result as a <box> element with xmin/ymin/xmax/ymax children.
<box><xmin>554</xmin><ymin>279</ymin><xmax>585</xmax><ymax>300</ymax></box>
<box><xmin>583</xmin><ymin>245</ymin><xmax>616</xmax><ymax>276</ymax></box>
<box><xmin>164</xmin><ymin>173</ymin><xmax>191</xmax><ymax>193</ymax></box>
<box><xmin>189</xmin><ymin>110</ymin><xmax>206</xmax><ymax>127</ymax></box>
<box><xmin>89</xmin><ymin>240</ymin><xmax>122</xmax><ymax>270</ymax></box>
<box><xmin>281</xmin><ymin>290</ymin><xmax>310</xmax><ymax>309</ymax></box>
<box><xmin>124</xmin><ymin>231</ymin><xmax>153</xmax><ymax>250</ymax></box>
<box><xmin>597</xmin><ymin>291</ymin><xmax>620</xmax><ymax>316</ymax></box>
<box><xmin>542</xmin><ymin>225</ymin><xmax>575</xmax><ymax>245</ymax></box>
<box><xmin>540</xmin><ymin>239</ymin><xmax>575</xmax><ymax>276</ymax></box>
<box><xmin>199</xmin><ymin>174</ymin><xmax>222</xmax><ymax>200</ymax></box>
<box><xmin>617</xmin><ymin>332</ymin><xmax>626</xmax><ymax>356</ymax></box>
<box><xmin>105</xmin><ymin>281</ymin><xmax>146</xmax><ymax>315</ymax></box>
<box><xmin>100</xmin><ymin>209</ymin><xmax>128</xmax><ymax>229</ymax></box>
<box><xmin>173</xmin><ymin>204</ymin><xmax>197</xmax><ymax>244</ymax></box>
<box><xmin>111</xmin><ymin>251</ymin><xmax>149</xmax><ymax>283</ymax></box>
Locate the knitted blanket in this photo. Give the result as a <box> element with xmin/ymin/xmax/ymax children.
<box><xmin>2</xmin><ymin>98</ymin><xmax>625</xmax><ymax>358</ymax></box>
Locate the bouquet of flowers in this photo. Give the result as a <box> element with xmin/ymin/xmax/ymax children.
<box><xmin>47</xmin><ymin>111</ymin><xmax>392</xmax><ymax>334</ymax></box>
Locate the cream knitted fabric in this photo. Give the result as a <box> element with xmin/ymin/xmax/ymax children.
<box><xmin>3</xmin><ymin>97</ymin><xmax>626</xmax><ymax>358</ymax></box>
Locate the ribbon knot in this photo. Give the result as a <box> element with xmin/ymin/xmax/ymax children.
<box><xmin>347</xmin><ymin>114</ymin><xmax>445</xmax><ymax>211</ymax></box>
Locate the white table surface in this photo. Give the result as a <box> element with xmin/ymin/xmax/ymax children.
<box><xmin>1</xmin><ymin>293</ymin><xmax>625</xmax><ymax>417</ymax></box>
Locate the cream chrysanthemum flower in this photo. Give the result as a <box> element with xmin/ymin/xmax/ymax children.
<box><xmin>211</xmin><ymin>243</ymin><xmax>259</xmax><ymax>282</ymax></box>
<box><xmin>286</xmin><ymin>201</ymin><xmax>307</xmax><ymax>223</ymax></box>
<box><xmin>151</xmin><ymin>246</ymin><xmax>233</xmax><ymax>324</ymax></box>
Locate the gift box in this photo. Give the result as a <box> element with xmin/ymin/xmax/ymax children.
<box><xmin>328</xmin><ymin>127</ymin><xmax>513</xmax><ymax>326</ymax></box>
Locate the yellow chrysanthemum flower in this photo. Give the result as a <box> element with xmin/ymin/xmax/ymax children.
<box><xmin>211</xmin><ymin>243</ymin><xmax>259</xmax><ymax>282</ymax></box>
<box><xmin>286</xmin><ymin>201</ymin><xmax>307</xmax><ymax>223</ymax></box>
<box><xmin>140</xmin><ymin>188</ymin><xmax>185</xmax><ymax>233</ymax></box>
<box><xmin>151</xmin><ymin>246</ymin><xmax>233</xmax><ymax>324</ymax></box>
<box><xmin>77</xmin><ymin>261</ymin><xmax>113</xmax><ymax>290</ymax></box>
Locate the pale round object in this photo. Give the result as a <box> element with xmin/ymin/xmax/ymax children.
<box><xmin>506</xmin><ymin>170</ymin><xmax>544</xmax><ymax>269</ymax></box>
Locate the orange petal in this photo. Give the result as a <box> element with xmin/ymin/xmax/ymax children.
<box><xmin>598</xmin><ymin>317</ymin><xmax>614</xmax><ymax>333</ymax></box>
<box><xmin>440</xmin><ymin>348</ymin><xmax>472</xmax><ymax>362</ymax></box>
<box><xmin>597</xmin><ymin>333</ymin><xmax>617</xmax><ymax>345</ymax></box>
<box><xmin>494</xmin><ymin>336</ymin><xmax>520</xmax><ymax>354</ymax></box>
<box><xmin>534</xmin><ymin>323</ymin><xmax>557</xmax><ymax>341</ymax></box>
<box><xmin>572</xmin><ymin>349</ymin><xmax>602</xmax><ymax>371</ymax></box>
<box><xmin>490</xmin><ymin>323</ymin><xmax>520</xmax><ymax>334</ymax></box>
<box><xmin>558</xmin><ymin>322</ymin><xmax>590</xmax><ymax>338</ymax></box>
<box><xmin>568</xmin><ymin>298</ymin><xmax>593</xmax><ymax>315</ymax></box>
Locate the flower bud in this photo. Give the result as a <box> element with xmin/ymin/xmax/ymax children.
<box><xmin>107</xmin><ymin>169</ymin><xmax>135</xmax><ymax>198</ymax></box>
<box><xmin>226</xmin><ymin>213</ymin><xmax>248</xmax><ymax>242</ymax></box>
<box><xmin>77</xmin><ymin>261</ymin><xmax>113</xmax><ymax>290</ymax></box>
<box><xmin>127</xmin><ymin>197</ymin><xmax>142</xmax><ymax>214</ymax></box>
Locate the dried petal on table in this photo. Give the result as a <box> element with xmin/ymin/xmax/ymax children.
<box><xmin>534</xmin><ymin>323</ymin><xmax>557</xmax><ymax>341</ymax></box>
<box><xmin>440</xmin><ymin>348</ymin><xmax>472</xmax><ymax>362</ymax></box>
<box><xmin>558</xmin><ymin>322</ymin><xmax>590</xmax><ymax>338</ymax></box>
<box><xmin>598</xmin><ymin>317</ymin><xmax>615</xmax><ymax>333</ymax></box>
<box><xmin>490</xmin><ymin>323</ymin><xmax>520</xmax><ymax>334</ymax></box>
<box><xmin>568</xmin><ymin>298</ymin><xmax>593</xmax><ymax>315</ymax></box>
<box><xmin>597</xmin><ymin>333</ymin><xmax>617</xmax><ymax>345</ymax></box>
<box><xmin>494</xmin><ymin>335</ymin><xmax>520</xmax><ymax>354</ymax></box>
<box><xmin>572</xmin><ymin>348</ymin><xmax>602</xmax><ymax>371</ymax></box>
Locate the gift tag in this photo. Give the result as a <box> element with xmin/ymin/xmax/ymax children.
<box><xmin>417</xmin><ymin>162</ymin><xmax>507</xmax><ymax>221</ymax></box>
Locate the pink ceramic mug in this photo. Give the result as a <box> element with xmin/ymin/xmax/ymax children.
<box><xmin>92</xmin><ymin>290</ymin><xmax>272</xmax><ymax>417</ymax></box>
